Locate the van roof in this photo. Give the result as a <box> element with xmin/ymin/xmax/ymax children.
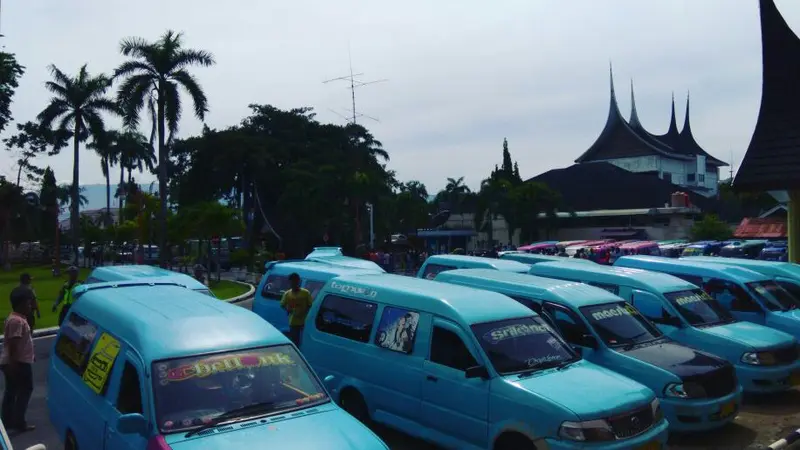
<box><xmin>529</xmin><ymin>260</ymin><xmax>695</xmax><ymax>293</ymax></box>
<box><xmin>500</xmin><ymin>253</ymin><xmax>597</xmax><ymax>265</ymax></box>
<box><xmin>436</xmin><ymin>269</ymin><xmax>622</xmax><ymax>308</ymax></box>
<box><xmin>328</xmin><ymin>273</ymin><xmax>532</xmax><ymax>324</ymax></box>
<box><xmin>425</xmin><ymin>254</ymin><xmax>530</xmax><ymax>272</ymax></box>
<box><xmin>681</xmin><ymin>256</ymin><xmax>800</xmax><ymax>279</ymax></box>
<box><xmin>267</xmin><ymin>260</ymin><xmax>381</xmax><ymax>278</ymax></box>
<box><xmin>614</xmin><ymin>256</ymin><xmax>771</xmax><ymax>283</ymax></box>
<box><xmin>72</xmin><ymin>281</ymin><xmax>285</xmax><ymax>362</ymax></box>
<box><xmin>88</xmin><ymin>265</ymin><xmax>207</xmax><ymax>290</ymax></box>
<box><xmin>304</xmin><ymin>255</ymin><xmax>385</xmax><ymax>272</ymax></box>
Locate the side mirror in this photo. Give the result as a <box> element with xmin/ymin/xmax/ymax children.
<box><xmin>117</xmin><ymin>413</ymin><xmax>148</xmax><ymax>436</ymax></box>
<box><xmin>25</xmin><ymin>446</ymin><xmax>47</xmax><ymax>450</ymax></box>
<box><xmin>323</xmin><ymin>375</ymin><xmax>335</xmax><ymax>386</ymax></box>
<box><xmin>577</xmin><ymin>334</ymin><xmax>598</xmax><ymax>349</ymax></box>
<box><xmin>465</xmin><ymin>365</ymin><xmax>490</xmax><ymax>380</ymax></box>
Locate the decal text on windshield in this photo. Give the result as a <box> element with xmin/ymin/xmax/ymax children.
<box><xmin>158</xmin><ymin>352</ymin><xmax>295</xmax><ymax>384</ymax></box>
<box><xmin>484</xmin><ymin>323</ymin><xmax>551</xmax><ymax>344</ymax></box>
<box><xmin>591</xmin><ymin>304</ymin><xmax>638</xmax><ymax>321</ymax></box>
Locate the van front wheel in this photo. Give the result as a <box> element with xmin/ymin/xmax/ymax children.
<box><xmin>65</xmin><ymin>431</ymin><xmax>78</xmax><ymax>450</ymax></box>
<box><xmin>340</xmin><ymin>389</ymin><xmax>370</xmax><ymax>425</ymax></box>
<box><xmin>494</xmin><ymin>432</ymin><xmax>535</xmax><ymax>450</ymax></box>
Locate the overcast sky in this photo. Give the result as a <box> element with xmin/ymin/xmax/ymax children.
<box><xmin>2</xmin><ymin>0</ymin><xmax>799</xmax><ymax>193</ymax></box>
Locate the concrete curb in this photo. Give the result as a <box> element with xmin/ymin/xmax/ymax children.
<box><xmin>15</xmin><ymin>280</ymin><xmax>256</xmax><ymax>342</ymax></box>
<box><xmin>768</xmin><ymin>428</ymin><xmax>800</xmax><ymax>449</ymax></box>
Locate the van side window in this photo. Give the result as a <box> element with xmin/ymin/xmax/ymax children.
<box><xmin>669</xmin><ymin>273</ymin><xmax>704</xmax><ymax>288</ymax></box>
<box><xmin>54</xmin><ymin>313</ymin><xmax>99</xmax><ymax>376</ymax></box>
<box><xmin>542</xmin><ymin>304</ymin><xmax>590</xmax><ymax>344</ymax></box>
<box><xmin>508</xmin><ymin>296</ymin><xmax>542</xmax><ymax>313</ymax></box>
<box><xmin>704</xmin><ymin>279</ymin><xmax>761</xmax><ymax>312</ymax></box>
<box><xmin>777</xmin><ymin>280</ymin><xmax>800</xmax><ymax>300</ymax></box>
<box><xmin>430</xmin><ymin>326</ymin><xmax>477</xmax><ymax>371</ymax></box>
<box><xmin>315</xmin><ymin>295</ymin><xmax>378</xmax><ymax>343</ymax></box>
<box><xmin>116</xmin><ymin>362</ymin><xmax>143</xmax><ymax>415</ymax></box>
<box><xmin>304</xmin><ymin>280</ymin><xmax>326</xmax><ymax>299</ymax></box>
<box><xmin>375</xmin><ymin>307</ymin><xmax>420</xmax><ymax>354</ymax></box>
<box><xmin>422</xmin><ymin>264</ymin><xmax>457</xmax><ymax>280</ymax></box>
<box><xmin>261</xmin><ymin>275</ymin><xmax>291</xmax><ymax>300</ymax></box>
<box><xmin>588</xmin><ymin>282</ymin><xmax>619</xmax><ymax>295</ymax></box>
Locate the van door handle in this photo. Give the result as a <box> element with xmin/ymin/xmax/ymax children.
<box><xmin>426</xmin><ymin>375</ymin><xmax>438</xmax><ymax>382</ymax></box>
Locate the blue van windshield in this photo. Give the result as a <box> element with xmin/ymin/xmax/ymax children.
<box><xmin>747</xmin><ymin>281</ymin><xmax>800</xmax><ymax>311</ymax></box>
<box><xmin>152</xmin><ymin>345</ymin><xmax>328</xmax><ymax>433</ymax></box>
<box><xmin>471</xmin><ymin>317</ymin><xmax>577</xmax><ymax>375</ymax></box>
<box><xmin>580</xmin><ymin>302</ymin><xmax>663</xmax><ymax>348</ymax></box>
<box><xmin>663</xmin><ymin>289</ymin><xmax>734</xmax><ymax>326</ymax></box>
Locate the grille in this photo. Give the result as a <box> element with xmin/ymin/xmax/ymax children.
<box><xmin>683</xmin><ymin>364</ymin><xmax>737</xmax><ymax>399</ymax></box>
<box><xmin>773</xmin><ymin>345</ymin><xmax>799</xmax><ymax>365</ymax></box>
<box><xmin>608</xmin><ymin>405</ymin><xmax>654</xmax><ymax>439</ymax></box>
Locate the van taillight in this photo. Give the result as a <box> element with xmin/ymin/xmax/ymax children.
<box><xmin>146</xmin><ymin>435</ymin><xmax>171</xmax><ymax>450</ymax></box>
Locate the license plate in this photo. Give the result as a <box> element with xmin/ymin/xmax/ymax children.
<box><xmin>791</xmin><ymin>371</ymin><xmax>800</xmax><ymax>386</ymax></box>
<box><xmin>720</xmin><ymin>400</ymin><xmax>736</xmax><ymax>418</ymax></box>
<box><xmin>636</xmin><ymin>441</ymin><xmax>661</xmax><ymax>450</ymax></box>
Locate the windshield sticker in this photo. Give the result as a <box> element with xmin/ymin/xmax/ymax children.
<box><xmin>674</xmin><ymin>293</ymin><xmax>712</xmax><ymax>307</ymax></box>
<box><xmin>526</xmin><ymin>354</ymin><xmax>565</xmax><ymax>367</ymax></box>
<box><xmin>82</xmin><ymin>333</ymin><xmax>121</xmax><ymax>394</ymax></box>
<box><xmin>484</xmin><ymin>323</ymin><xmax>551</xmax><ymax>344</ymax></box>
<box><xmin>329</xmin><ymin>281</ymin><xmax>378</xmax><ymax>298</ymax></box>
<box><xmin>157</xmin><ymin>352</ymin><xmax>296</xmax><ymax>384</ymax></box>
<box><xmin>591</xmin><ymin>304</ymin><xmax>638</xmax><ymax>321</ymax></box>
<box><xmin>375</xmin><ymin>307</ymin><xmax>419</xmax><ymax>353</ymax></box>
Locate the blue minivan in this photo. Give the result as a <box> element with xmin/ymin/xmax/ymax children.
<box><xmin>683</xmin><ymin>256</ymin><xmax>800</xmax><ymax>299</ymax></box>
<box><xmin>49</xmin><ymin>280</ymin><xmax>387</xmax><ymax>450</ymax></box>
<box><xmin>615</xmin><ymin>256</ymin><xmax>800</xmax><ymax>341</ymax></box>
<box><xmin>416</xmin><ymin>254</ymin><xmax>530</xmax><ymax>280</ymax></box>
<box><xmin>85</xmin><ymin>265</ymin><xmax>217</xmax><ymax>298</ymax></box>
<box><xmin>302</xmin><ymin>273</ymin><xmax>669</xmax><ymax>450</ymax></box>
<box><xmin>434</xmin><ymin>269</ymin><xmax>741</xmax><ymax>432</ymax></box>
<box><xmin>528</xmin><ymin>261</ymin><xmax>800</xmax><ymax>394</ymax></box>
<box><xmin>305</xmin><ymin>247</ymin><xmax>386</xmax><ymax>272</ymax></box>
<box><xmin>253</xmin><ymin>260</ymin><xmax>383</xmax><ymax>333</ymax></box>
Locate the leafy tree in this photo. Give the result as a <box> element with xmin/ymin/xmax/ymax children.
<box><xmin>0</xmin><ymin>50</ymin><xmax>25</xmax><ymax>134</ymax></box>
<box><xmin>4</xmin><ymin>121</ymin><xmax>69</xmax><ymax>187</ymax></box>
<box><xmin>690</xmin><ymin>214</ymin><xmax>732</xmax><ymax>241</ymax></box>
<box><xmin>509</xmin><ymin>181</ymin><xmax>562</xmax><ymax>243</ymax></box>
<box><xmin>435</xmin><ymin>176</ymin><xmax>471</xmax><ymax>213</ymax></box>
<box><xmin>115</xmin><ymin>30</ymin><xmax>215</xmax><ymax>266</ymax></box>
<box><xmin>38</xmin><ymin>167</ymin><xmax>60</xmax><ymax>257</ymax></box>
<box><xmin>37</xmin><ymin>64</ymin><xmax>118</xmax><ymax>263</ymax></box>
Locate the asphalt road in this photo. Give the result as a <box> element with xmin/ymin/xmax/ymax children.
<box><xmin>4</xmin><ymin>298</ymin><xmax>437</xmax><ymax>450</ymax></box>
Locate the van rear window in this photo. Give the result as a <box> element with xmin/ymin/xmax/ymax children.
<box><xmin>261</xmin><ymin>275</ymin><xmax>291</xmax><ymax>299</ymax></box>
<box><xmin>55</xmin><ymin>313</ymin><xmax>98</xmax><ymax>376</ymax></box>
<box><xmin>423</xmin><ymin>263</ymin><xmax>457</xmax><ymax>280</ymax></box>
<box><xmin>315</xmin><ymin>295</ymin><xmax>377</xmax><ymax>343</ymax></box>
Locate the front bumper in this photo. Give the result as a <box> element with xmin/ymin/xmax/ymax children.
<box><xmin>735</xmin><ymin>360</ymin><xmax>800</xmax><ymax>394</ymax></box>
<box><xmin>544</xmin><ymin>417</ymin><xmax>669</xmax><ymax>449</ymax></box>
<box><xmin>660</xmin><ymin>386</ymin><xmax>742</xmax><ymax>432</ymax></box>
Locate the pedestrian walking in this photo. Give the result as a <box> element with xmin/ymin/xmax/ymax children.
<box><xmin>11</xmin><ymin>274</ymin><xmax>40</xmax><ymax>330</ymax></box>
<box><xmin>52</xmin><ymin>266</ymin><xmax>81</xmax><ymax>326</ymax></box>
<box><xmin>280</xmin><ymin>273</ymin><xmax>313</xmax><ymax>346</ymax></box>
<box><xmin>1</xmin><ymin>288</ymin><xmax>36</xmax><ymax>432</ymax></box>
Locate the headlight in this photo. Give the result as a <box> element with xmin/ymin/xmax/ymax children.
<box><xmin>664</xmin><ymin>382</ymin><xmax>706</xmax><ymax>399</ymax></box>
<box><xmin>650</xmin><ymin>398</ymin><xmax>664</xmax><ymax>423</ymax></box>
<box><xmin>742</xmin><ymin>351</ymin><xmax>777</xmax><ymax>366</ymax></box>
<box><xmin>558</xmin><ymin>419</ymin><xmax>615</xmax><ymax>442</ymax></box>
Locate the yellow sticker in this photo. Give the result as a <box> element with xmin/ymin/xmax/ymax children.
<box><xmin>82</xmin><ymin>333</ymin><xmax>121</xmax><ymax>394</ymax></box>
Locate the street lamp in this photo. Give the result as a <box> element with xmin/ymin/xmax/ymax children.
<box><xmin>365</xmin><ymin>202</ymin><xmax>374</xmax><ymax>249</ymax></box>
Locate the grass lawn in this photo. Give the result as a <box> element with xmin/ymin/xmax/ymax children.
<box><xmin>209</xmin><ymin>280</ymin><xmax>251</xmax><ymax>300</ymax></box>
<box><xmin>0</xmin><ymin>265</ymin><xmax>92</xmax><ymax>331</ymax></box>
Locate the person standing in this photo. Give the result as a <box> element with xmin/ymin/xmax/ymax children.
<box><xmin>52</xmin><ymin>266</ymin><xmax>81</xmax><ymax>326</ymax></box>
<box><xmin>280</xmin><ymin>273</ymin><xmax>313</xmax><ymax>347</ymax></box>
<box><xmin>12</xmin><ymin>274</ymin><xmax>40</xmax><ymax>330</ymax></box>
<box><xmin>1</xmin><ymin>289</ymin><xmax>36</xmax><ymax>432</ymax></box>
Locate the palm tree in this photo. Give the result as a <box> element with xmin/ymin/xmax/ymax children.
<box><xmin>88</xmin><ymin>133</ymin><xmax>118</xmax><ymax>227</ymax></box>
<box><xmin>110</xmin><ymin>130</ymin><xmax>155</xmax><ymax>218</ymax></box>
<box><xmin>37</xmin><ymin>64</ymin><xmax>118</xmax><ymax>264</ymax></box>
<box><xmin>114</xmin><ymin>30</ymin><xmax>215</xmax><ymax>266</ymax></box>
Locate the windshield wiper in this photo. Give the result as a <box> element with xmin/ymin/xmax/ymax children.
<box><xmin>185</xmin><ymin>401</ymin><xmax>277</xmax><ymax>437</ymax></box>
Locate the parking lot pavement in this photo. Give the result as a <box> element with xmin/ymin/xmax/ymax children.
<box><xmin>8</xmin><ymin>297</ymin><xmax>800</xmax><ymax>450</ymax></box>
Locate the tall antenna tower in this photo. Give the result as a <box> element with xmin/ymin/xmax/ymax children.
<box><xmin>729</xmin><ymin>149</ymin><xmax>735</xmax><ymax>180</ymax></box>
<box><xmin>323</xmin><ymin>51</ymin><xmax>387</xmax><ymax>124</ymax></box>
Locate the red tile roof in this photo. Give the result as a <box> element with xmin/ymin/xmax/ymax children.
<box><xmin>734</xmin><ymin>217</ymin><xmax>787</xmax><ymax>238</ymax></box>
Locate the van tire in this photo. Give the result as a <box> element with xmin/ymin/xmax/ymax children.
<box><xmin>65</xmin><ymin>431</ymin><xmax>78</xmax><ymax>450</ymax></box>
<box><xmin>494</xmin><ymin>432</ymin><xmax>535</xmax><ymax>450</ymax></box>
<box><xmin>340</xmin><ymin>389</ymin><xmax>370</xmax><ymax>425</ymax></box>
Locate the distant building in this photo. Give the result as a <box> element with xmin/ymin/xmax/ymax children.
<box><xmin>575</xmin><ymin>69</ymin><xmax>728</xmax><ymax>197</ymax></box>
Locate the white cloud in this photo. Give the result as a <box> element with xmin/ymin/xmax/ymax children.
<box><xmin>2</xmin><ymin>0</ymin><xmax>799</xmax><ymax>193</ymax></box>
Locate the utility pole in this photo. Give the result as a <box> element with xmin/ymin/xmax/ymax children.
<box><xmin>323</xmin><ymin>50</ymin><xmax>387</xmax><ymax>124</ymax></box>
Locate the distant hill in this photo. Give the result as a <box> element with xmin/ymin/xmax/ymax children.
<box><xmin>59</xmin><ymin>183</ymin><xmax>156</xmax><ymax>219</ymax></box>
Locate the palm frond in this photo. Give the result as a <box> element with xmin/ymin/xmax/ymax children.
<box><xmin>163</xmin><ymin>80</ymin><xmax>182</xmax><ymax>134</ymax></box>
<box><xmin>36</xmin><ymin>100</ymin><xmax>70</xmax><ymax>129</ymax></box>
<box><xmin>44</xmin><ymin>81</ymin><xmax>69</xmax><ymax>98</ymax></box>
<box><xmin>170</xmin><ymin>69</ymin><xmax>208</xmax><ymax>120</ymax></box>
<box><xmin>171</xmin><ymin>49</ymin><xmax>215</xmax><ymax>72</ymax></box>
<box><xmin>119</xmin><ymin>37</ymin><xmax>156</xmax><ymax>59</ymax></box>
<box><xmin>84</xmin><ymin>98</ymin><xmax>121</xmax><ymax>116</ymax></box>
<box><xmin>113</xmin><ymin>60</ymin><xmax>157</xmax><ymax>79</ymax></box>
<box><xmin>116</xmin><ymin>73</ymin><xmax>154</xmax><ymax>129</ymax></box>
<box><xmin>46</xmin><ymin>64</ymin><xmax>71</xmax><ymax>87</ymax></box>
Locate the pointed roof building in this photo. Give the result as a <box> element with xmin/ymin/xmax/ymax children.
<box><xmin>734</xmin><ymin>0</ymin><xmax>800</xmax><ymax>191</ymax></box>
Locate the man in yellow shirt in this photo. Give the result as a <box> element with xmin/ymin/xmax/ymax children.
<box><xmin>280</xmin><ymin>273</ymin><xmax>313</xmax><ymax>346</ymax></box>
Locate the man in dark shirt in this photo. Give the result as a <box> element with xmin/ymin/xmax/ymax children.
<box><xmin>9</xmin><ymin>274</ymin><xmax>40</xmax><ymax>330</ymax></box>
